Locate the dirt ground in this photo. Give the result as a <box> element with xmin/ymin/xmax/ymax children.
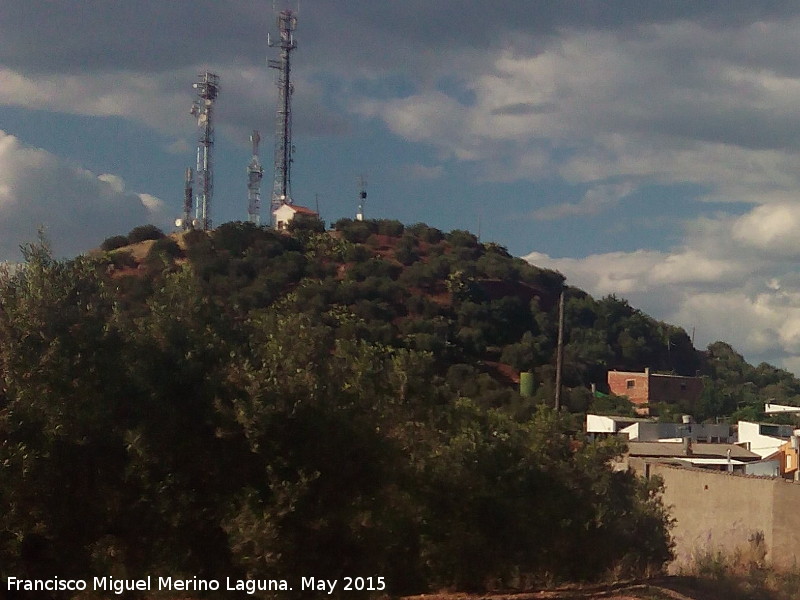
<box><xmin>401</xmin><ymin>577</ymin><xmax>724</xmax><ymax>600</ymax></box>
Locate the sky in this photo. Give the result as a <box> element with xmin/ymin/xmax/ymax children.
<box><xmin>4</xmin><ymin>1</ymin><xmax>800</xmax><ymax>373</ymax></box>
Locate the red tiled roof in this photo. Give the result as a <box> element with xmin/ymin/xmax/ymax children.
<box><xmin>277</xmin><ymin>204</ymin><xmax>317</xmax><ymax>215</ymax></box>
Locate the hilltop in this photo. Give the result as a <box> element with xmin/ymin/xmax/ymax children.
<box><xmin>97</xmin><ymin>217</ymin><xmax>800</xmax><ymax>423</ymax></box>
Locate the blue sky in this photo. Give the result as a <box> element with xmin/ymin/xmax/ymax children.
<box><xmin>4</xmin><ymin>1</ymin><xmax>800</xmax><ymax>373</ymax></box>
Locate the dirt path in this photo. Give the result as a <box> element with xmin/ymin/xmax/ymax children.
<box><xmin>401</xmin><ymin>577</ymin><xmax>718</xmax><ymax>600</ymax></box>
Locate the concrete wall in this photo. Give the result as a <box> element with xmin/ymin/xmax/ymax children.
<box><xmin>649</xmin><ymin>463</ymin><xmax>800</xmax><ymax>571</ymax></box>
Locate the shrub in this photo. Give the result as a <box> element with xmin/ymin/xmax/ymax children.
<box><xmin>375</xmin><ymin>219</ymin><xmax>404</xmax><ymax>237</ymax></box>
<box><xmin>146</xmin><ymin>237</ymin><xmax>183</xmax><ymax>261</ymax></box>
<box><xmin>288</xmin><ymin>214</ymin><xmax>325</xmax><ymax>233</ymax></box>
<box><xmin>100</xmin><ymin>235</ymin><xmax>130</xmax><ymax>251</ymax></box>
<box><xmin>407</xmin><ymin>223</ymin><xmax>444</xmax><ymax>244</ymax></box>
<box><xmin>128</xmin><ymin>224</ymin><xmax>165</xmax><ymax>244</ymax></box>
<box><xmin>446</xmin><ymin>229</ymin><xmax>479</xmax><ymax>248</ymax></box>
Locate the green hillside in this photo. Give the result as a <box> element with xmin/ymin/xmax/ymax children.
<box><xmin>0</xmin><ymin>218</ymin><xmax>796</xmax><ymax>596</ymax></box>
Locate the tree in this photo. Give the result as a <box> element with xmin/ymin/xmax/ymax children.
<box><xmin>127</xmin><ymin>224</ymin><xmax>165</xmax><ymax>244</ymax></box>
<box><xmin>100</xmin><ymin>234</ymin><xmax>130</xmax><ymax>251</ymax></box>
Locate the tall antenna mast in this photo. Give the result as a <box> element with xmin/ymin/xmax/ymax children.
<box><xmin>268</xmin><ymin>8</ymin><xmax>297</xmax><ymax>227</ymax></box>
<box><xmin>247</xmin><ymin>130</ymin><xmax>264</xmax><ymax>225</ymax></box>
<box><xmin>175</xmin><ymin>166</ymin><xmax>194</xmax><ymax>231</ymax></box>
<box><xmin>190</xmin><ymin>72</ymin><xmax>220</xmax><ymax>231</ymax></box>
<box><xmin>356</xmin><ymin>175</ymin><xmax>367</xmax><ymax>221</ymax></box>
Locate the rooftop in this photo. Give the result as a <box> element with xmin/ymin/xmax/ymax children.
<box><xmin>627</xmin><ymin>441</ymin><xmax>761</xmax><ymax>462</ymax></box>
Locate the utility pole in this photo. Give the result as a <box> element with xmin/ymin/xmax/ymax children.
<box><xmin>554</xmin><ymin>288</ymin><xmax>565</xmax><ymax>411</ymax></box>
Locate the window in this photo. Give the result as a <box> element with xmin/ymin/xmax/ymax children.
<box><xmin>680</xmin><ymin>383</ymin><xmax>687</xmax><ymax>392</ymax></box>
<box><xmin>626</xmin><ymin>379</ymin><xmax>635</xmax><ymax>389</ymax></box>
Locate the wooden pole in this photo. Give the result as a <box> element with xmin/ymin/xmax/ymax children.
<box><xmin>555</xmin><ymin>288</ymin><xmax>564</xmax><ymax>411</ymax></box>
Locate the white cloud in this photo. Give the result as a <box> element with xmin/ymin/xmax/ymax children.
<box><xmin>531</xmin><ymin>182</ymin><xmax>636</xmax><ymax>220</ymax></box>
<box><xmin>524</xmin><ymin>199</ymin><xmax>800</xmax><ymax>373</ymax></box>
<box><xmin>731</xmin><ymin>203</ymin><xmax>800</xmax><ymax>258</ymax></box>
<box><xmin>399</xmin><ymin>163</ymin><xmax>444</xmax><ymax>180</ymax></box>
<box><xmin>354</xmin><ymin>19</ymin><xmax>800</xmax><ymax>207</ymax></box>
<box><xmin>0</xmin><ymin>130</ymin><xmax>163</xmax><ymax>261</ymax></box>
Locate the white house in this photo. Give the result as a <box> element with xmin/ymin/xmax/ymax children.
<box><xmin>737</xmin><ymin>421</ymin><xmax>795</xmax><ymax>459</ymax></box>
<box><xmin>273</xmin><ymin>203</ymin><xmax>319</xmax><ymax>230</ymax></box>
<box><xmin>621</xmin><ymin>421</ymin><xmax>732</xmax><ymax>443</ymax></box>
<box><xmin>586</xmin><ymin>414</ymin><xmax>652</xmax><ymax>437</ymax></box>
<box><xmin>586</xmin><ymin>414</ymin><xmax>731</xmax><ymax>443</ymax></box>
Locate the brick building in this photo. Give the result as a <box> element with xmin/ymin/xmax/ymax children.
<box><xmin>607</xmin><ymin>367</ymin><xmax>704</xmax><ymax>415</ymax></box>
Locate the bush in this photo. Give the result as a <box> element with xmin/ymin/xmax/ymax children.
<box><xmin>375</xmin><ymin>219</ymin><xmax>404</xmax><ymax>237</ymax></box>
<box><xmin>108</xmin><ymin>250</ymin><xmax>136</xmax><ymax>270</ymax></box>
<box><xmin>446</xmin><ymin>229</ymin><xmax>479</xmax><ymax>248</ymax></box>
<box><xmin>128</xmin><ymin>224</ymin><xmax>165</xmax><ymax>244</ymax></box>
<box><xmin>288</xmin><ymin>214</ymin><xmax>325</xmax><ymax>233</ymax></box>
<box><xmin>337</xmin><ymin>221</ymin><xmax>373</xmax><ymax>244</ymax></box>
<box><xmin>146</xmin><ymin>237</ymin><xmax>183</xmax><ymax>261</ymax></box>
<box><xmin>100</xmin><ymin>235</ymin><xmax>130</xmax><ymax>251</ymax></box>
<box><xmin>407</xmin><ymin>223</ymin><xmax>444</xmax><ymax>244</ymax></box>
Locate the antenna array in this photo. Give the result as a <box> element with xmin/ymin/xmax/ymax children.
<box><xmin>175</xmin><ymin>167</ymin><xmax>194</xmax><ymax>231</ymax></box>
<box><xmin>356</xmin><ymin>175</ymin><xmax>367</xmax><ymax>221</ymax></box>
<box><xmin>268</xmin><ymin>9</ymin><xmax>297</xmax><ymax>227</ymax></box>
<box><xmin>190</xmin><ymin>72</ymin><xmax>220</xmax><ymax>230</ymax></box>
<box><xmin>247</xmin><ymin>130</ymin><xmax>264</xmax><ymax>224</ymax></box>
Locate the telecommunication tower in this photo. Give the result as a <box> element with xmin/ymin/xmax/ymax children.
<box><xmin>190</xmin><ymin>72</ymin><xmax>220</xmax><ymax>230</ymax></box>
<box><xmin>356</xmin><ymin>176</ymin><xmax>367</xmax><ymax>221</ymax></box>
<box><xmin>247</xmin><ymin>130</ymin><xmax>264</xmax><ymax>224</ymax></box>
<box><xmin>268</xmin><ymin>9</ymin><xmax>297</xmax><ymax>226</ymax></box>
<box><xmin>175</xmin><ymin>167</ymin><xmax>194</xmax><ymax>231</ymax></box>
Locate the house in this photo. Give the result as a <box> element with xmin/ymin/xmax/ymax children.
<box><xmin>607</xmin><ymin>368</ymin><xmax>704</xmax><ymax>415</ymax></box>
<box><xmin>622</xmin><ymin>440</ymin><xmax>767</xmax><ymax>474</ymax></box>
<box><xmin>585</xmin><ymin>414</ymin><xmax>653</xmax><ymax>437</ymax></box>
<box><xmin>736</xmin><ymin>421</ymin><xmax>795</xmax><ymax>459</ymax></box>
<box><xmin>770</xmin><ymin>435</ymin><xmax>800</xmax><ymax>479</ymax></box>
<box><xmin>272</xmin><ymin>203</ymin><xmax>319</xmax><ymax>230</ymax></box>
<box><xmin>586</xmin><ymin>414</ymin><xmax>732</xmax><ymax>443</ymax></box>
<box><xmin>621</xmin><ymin>420</ymin><xmax>732</xmax><ymax>443</ymax></box>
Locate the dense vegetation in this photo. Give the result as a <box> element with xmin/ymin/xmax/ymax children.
<box><xmin>2</xmin><ymin>218</ymin><xmax>797</xmax><ymax>597</ymax></box>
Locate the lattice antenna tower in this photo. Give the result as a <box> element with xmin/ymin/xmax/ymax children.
<box><xmin>356</xmin><ymin>175</ymin><xmax>367</xmax><ymax>221</ymax></box>
<box><xmin>175</xmin><ymin>167</ymin><xmax>194</xmax><ymax>231</ymax></box>
<box><xmin>247</xmin><ymin>130</ymin><xmax>264</xmax><ymax>225</ymax></box>
<box><xmin>190</xmin><ymin>72</ymin><xmax>220</xmax><ymax>230</ymax></box>
<box><xmin>268</xmin><ymin>8</ymin><xmax>297</xmax><ymax>226</ymax></box>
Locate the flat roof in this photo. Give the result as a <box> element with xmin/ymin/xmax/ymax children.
<box><xmin>627</xmin><ymin>441</ymin><xmax>760</xmax><ymax>461</ymax></box>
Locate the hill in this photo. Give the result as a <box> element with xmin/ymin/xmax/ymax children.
<box><xmin>0</xmin><ymin>218</ymin><xmax>797</xmax><ymax>597</ymax></box>
<box><xmin>99</xmin><ymin>218</ymin><xmax>800</xmax><ymax>422</ymax></box>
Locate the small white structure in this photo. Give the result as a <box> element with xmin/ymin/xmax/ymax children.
<box><xmin>764</xmin><ymin>403</ymin><xmax>800</xmax><ymax>414</ymax></box>
<box><xmin>586</xmin><ymin>414</ymin><xmax>652</xmax><ymax>436</ymax></box>
<box><xmin>273</xmin><ymin>203</ymin><xmax>319</xmax><ymax>230</ymax></box>
<box><xmin>622</xmin><ymin>421</ymin><xmax>732</xmax><ymax>443</ymax></box>
<box><xmin>737</xmin><ymin>421</ymin><xmax>795</xmax><ymax>459</ymax></box>
<box><xmin>586</xmin><ymin>414</ymin><xmax>732</xmax><ymax>443</ymax></box>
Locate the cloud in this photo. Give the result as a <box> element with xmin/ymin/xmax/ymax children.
<box><xmin>531</xmin><ymin>182</ymin><xmax>636</xmax><ymax>220</ymax></box>
<box><xmin>352</xmin><ymin>17</ymin><xmax>800</xmax><ymax>205</ymax></box>
<box><xmin>0</xmin><ymin>131</ymin><xmax>162</xmax><ymax>261</ymax></box>
<box><xmin>398</xmin><ymin>163</ymin><xmax>445</xmax><ymax>181</ymax></box>
<box><xmin>523</xmin><ymin>197</ymin><xmax>800</xmax><ymax>372</ymax></box>
<box><xmin>731</xmin><ymin>203</ymin><xmax>800</xmax><ymax>258</ymax></box>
